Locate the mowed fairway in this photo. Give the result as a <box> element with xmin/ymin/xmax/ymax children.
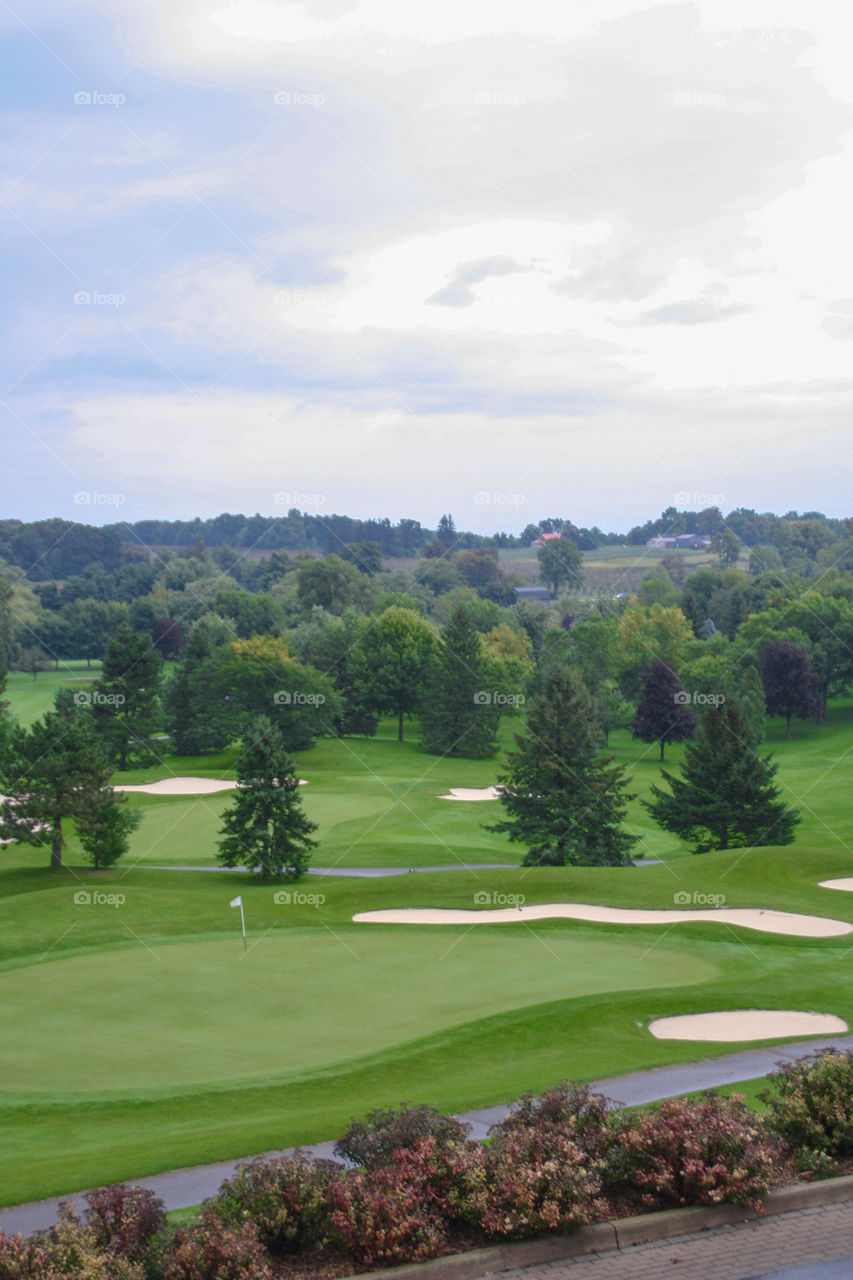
<box><xmin>0</xmin><ymin>931</ymin><xmax>716</xmax><ymax>1095</ymax></box>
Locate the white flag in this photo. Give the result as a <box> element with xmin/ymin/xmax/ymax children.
<box><xmin>230</xmin><ymin>896</ymin><xmax>242</xmax><ymax>908</ymax></box>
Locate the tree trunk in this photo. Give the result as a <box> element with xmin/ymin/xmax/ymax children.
<box><xmin>50</xmin><ymin>817</ymin><xmax>63</xmax><ymax>868</ymax></box>
<box><xmin>398</xmin><ymin>709</ymin><xmax>404</xmax><ymax>742</ymax></box>
<box><xmin>659</xmin><ymin>739</ymin><xmax>665</xmax><ymax>761</ymax></box>
<box><xmin>785</xmin><ymin>711</ymin><xmax>791</xmax><ymax>738</ymax></box>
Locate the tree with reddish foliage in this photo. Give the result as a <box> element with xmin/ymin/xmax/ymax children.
<box><xmin>631</xmin><ymin>660</ymin><xmax>697</xmax><ymax>761</ymax></box>
<box><xmin>152</xmin><ymin>617</ymin><xmax>185</xmax><ymax>659</ymax></box>
<box><xmin>760</xmin><ymin>639</ymin><xmax>819</xmax><ymax>738</ymax></box>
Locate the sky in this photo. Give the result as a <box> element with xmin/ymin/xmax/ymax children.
<box><xmin>2</xmin><ymin>0</ymin><xmax>853</xmax><ymax>535</ymax></box>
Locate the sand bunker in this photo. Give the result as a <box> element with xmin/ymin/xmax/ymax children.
<box><xmin>352</xmin><ymin>904</ymin><xmax>853</xmax><ymax>938</ymax></box>
<box><xmin>649</xmin><ymin>1010</ymin><xmax>848</xmax><ymax>1042</ymax></box>
<box><xmin>438</xmin><ymin>787</ymin><xmax>502</xmax><ymax>801</ymax></box>
<box><xmin>820</xmin><ymin>878</ymin><xmax>853</xmax><ymax>892</ymax></box>
<box><xmin>115</xmin><ymin>777</ymin><xmax>308</xmax><ymax>796</ymax></box>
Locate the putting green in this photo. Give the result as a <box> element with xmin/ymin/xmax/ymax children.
<box><xmin>0</xmin><ymin>931</ymin><xmax>716</xmax><ymax>1096</ymax></box>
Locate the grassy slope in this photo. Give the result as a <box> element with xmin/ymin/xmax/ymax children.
<box><xmin>2</xmin><ymin>687</ymin><xmax>853</xmax><ymax>1204</ymax></box>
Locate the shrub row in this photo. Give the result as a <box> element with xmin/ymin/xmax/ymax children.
<box><xmin>2</xmin><ymin>1050</ymin><xmax>851</xmax><ymax>1278</ymax></box>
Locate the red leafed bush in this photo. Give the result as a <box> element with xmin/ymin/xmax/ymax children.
<box><xmin>494</xmin><ymin>1081</ymin><xmax>617</xmax><ymax>1162</ymax></box>
<box><xmin>159</xmin><ymin>1206</ymin><xmax>273</xmax><ymax>1280</ymax></box>
<box><xmin>612</xmin><ymin>1093</ymin><xmax>778</xmax><ymax>1211</ymax></box>
<box><xmin>328</xmin><ymin>1136</ymin><xmax>484</xmax><ymax>1265</ymax></box>
<box><xmin>759</xmin><ymin>1048</ymin><xmax>853</xmax><ymax>1165</ymax></box>
<box><xmin>0</xmin><ymin>1207</ymin><xmax>145</xmax><ymax>1279</ymax></box>
<box><xmin>213</xmin><ymin>1153</ymin><xmax>340</xmax><ymax>1255</ymax></box>
<box><xmin>84</xmin><ymin>1184</ymin><xmax>166</xmax><ymax>1262</ymax></box>
<box><xmin>480</xmin><ymin>1124</ymin><xmax>606</xmax><ymax>1240</ymax></box>
<box><xmin>334</xmin><ymin>1103</ymin><xmax>470</xmax><ymax>1169</ymax></box>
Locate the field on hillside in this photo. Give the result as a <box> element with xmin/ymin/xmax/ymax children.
<box><xmin>3</xmin><ymin>678</ymin><xmax>853</xmax><ymax>1207</ymax></box>
<box><xmin>498</xmin><ymin>544</ymin><xmax>734</xmax><ymax>593</ymax></box>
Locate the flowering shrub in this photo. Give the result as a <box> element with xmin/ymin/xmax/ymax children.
<box><xmin>84</xmin><ymin>1184</ymin><xmax>166</xmax><ymax>1263</ymax></box>
<box><xmin>334</xmin><ymin>1103</ymin><xmax>470</xmax><ymax>1168</ymax></box>
<box><xmin>760</xmin><ymin>1049</ymin><xmax>853</xmax><ymax>1164</ymax></box>
<box><xmin>611</xmin><ymin>1093</ymin><xmax>778</xmax><ymax>1211</ymax></box>
<box><xmin>158</xmin><ymin>1207</ymin><xmax>273</xmax><ymax>1280</ymax></box>
<box><xmin>213</xmin><ymin>1153</ymin><xmax>339</xmax><ymax>1255</ymax></box>
<box><xmin>481</xmin><ymin>1124</ymin><xmax>605</xmax><ymax>1239</ymax></box>
<box><xmin>0</xmin><ymin>1206</ymin><xmax>145</xmax><ymax>1279</ymax></box>
<box><xmin>494</xmin><ymin>1081</ymin><xmax>617</xmax><ymax>1162</ymax></box>
<box><xmin>328</xmin><ymin>1137</ymin><xmax>484</xmax><ymax>1265</ymax></box>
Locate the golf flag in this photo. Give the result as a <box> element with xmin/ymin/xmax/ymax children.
<box><xmin>230</xmin><ymin>895</ymin><xmax>246</xmax><ymax>951</ymax></box>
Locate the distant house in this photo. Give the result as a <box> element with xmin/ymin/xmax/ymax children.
<box><xmin>646</xmin><ymin>535</ymin><xmax>677</xmax><ymax>548</ymax></box>
<box><xmin>514</xmin><ymin>586</ymin><xmax>551</xmax><ymax>603</ymax></box>
<box><xmin>530</xmin><ymin>532</ymin><xmax>563</xmax><ymax>547</ymax></box>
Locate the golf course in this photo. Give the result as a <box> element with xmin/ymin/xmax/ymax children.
<box><xmin>2</xmin><ymin>686</ymin><xmax>853</xmax><ymax>1209</ymax></box>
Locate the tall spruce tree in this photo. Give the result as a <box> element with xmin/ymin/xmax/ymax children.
<box><xmin>420</xmin><ymin>605</ymin><xmax>500</xmax><ymax>758</ymax></box>
<box><xmin>632</xmin><ymin>659</ymin><xmax>697</xmax><ymax>760</ymax></box>
<box><xmin>489</xmin><ymin>667</ymin><xmax>639</xmax><ymax>866</ymax></box>
<box><xmin>644</xmin><ymin>697</ymin><xmax>801</xmax><ymax>853</ymax></box>
<box><xmin>218</xmin><ymin>715</ymin><xmax>317</xmax><ymax>879</ymax></box>
<box><xmin>93</xmin><ymin>622</ymin><xmax>164</xmax><ymax>769</ymax></box>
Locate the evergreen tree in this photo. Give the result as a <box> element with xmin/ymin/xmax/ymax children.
<box><xmin>644</xmin><ymin>697</ymin><xmax>801</xmax><ymax>853</ymax></box>
<box><xmin>0</xmin><ymin>689</ymin><xmax>137</xmax><ymax>868</ymax></box>
<box><xmin>489</xmin><ymin>667</ymin><xmax>639</xmax><ymax>866</ymax></box>
<box><xmin>218</xmin><ymin>715</ymin><xmax>317</xmax><ymax>879</ymax></box>
<box><xmin>164</xmin><ymin>614</ymin><xmax>234</xmax><ymax>754</ymax></box>
<box><xmin>632</xmin><ymin>659</ymin><xmax>698</xmax><ymax>760</ymax></box>
<box><xmin>92</xmin><ymin>622</ymin><xmax>164</xmax><ymax>769</ymax></box>
<box><xmin>420</xmin><ymin>604</ymin><xmax>500</xmax><ymax>758</ymax></box>
<box><xmin>729</xmin><ymin>665</ymin><xmax>766</xmax><ymax>747</ymax></box>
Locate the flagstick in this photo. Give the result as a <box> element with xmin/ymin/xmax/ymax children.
<box><xmin>240</xmin><ymin>900</ymin><xmax>247</xmax><ymax>952</ymax></box>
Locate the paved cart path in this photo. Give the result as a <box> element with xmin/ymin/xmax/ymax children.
<box><xmin>4</xmin><ymin>1035</ymin><xmax>853</xmax><ymax>1236</ymax></box>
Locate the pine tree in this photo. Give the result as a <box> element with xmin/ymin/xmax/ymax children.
<box><xmin>218</xmin><ymin>716</ymin><xmax>317</xmax><ymax>879</ymax></box>
<box><xmin>420</xmin><ymin>605</ymin><xmax>500</xmax><ymax>758</ymax></box>
<box><xmin>631</xmin><ymin>659</ymin><xmax>697</xmax><ymax>760</ymax></box>
<box><xmin>644</xmin><ymin>697</ymin><xmax>801</xmax><ymax>853</ymax></box>
<box><xmin>164</xmin><ymin>614</ymin><xmax>233</xmax><ymax>755</ymax></box>
<box><xmin>489</xmin><ymin>667</ymin><xmax>639</xmax><ymax>866</ymax></box>
<box><xmin>93</xmin><ymin>622</ymin><xmax>164</xmax><ymax>769</ymax></box>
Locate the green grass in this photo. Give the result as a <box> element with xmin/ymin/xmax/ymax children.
<box><xmin>2</xmin><ymin>698</ymin><xmax>853</xmax><ymax>1207</ymax></box>
<box><xmin>4</xmin><ymin>662</ymin><xmax>102</xmax><ymax>727</ymax></box>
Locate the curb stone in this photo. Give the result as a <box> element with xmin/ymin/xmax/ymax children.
<box><xmin>350</xmin><ymin>1175</ymin><xmax>853</xmax><ymax>1280</ymax></box>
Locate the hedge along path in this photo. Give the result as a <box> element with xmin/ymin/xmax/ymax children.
<box><xmin>352</xmin><ymin>904</ymin><xmax>853</xmax><ymax>938</ymax></box>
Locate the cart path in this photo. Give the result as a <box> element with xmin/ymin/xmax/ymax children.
<box><xmin>3</xmin><ymin>1035</ymin><xmax>853</xmax><ymax>1236</ymax></box>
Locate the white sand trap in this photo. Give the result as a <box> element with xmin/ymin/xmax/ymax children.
<box><xmin>115</xmin><ymin>777</ymin><xmax>308</xmax><ymax>795</ymax></box>
<box><xmin>649</xmin><ymin>1010</ymin><xmax>848</xmax><ymax>1042</ymax></box>
<box><xmin>352</xmin><ymin>904</ymin><xmax>853</xmax><ymax>938</ymax></box>
<box><xmin>820</xmin><ymin>878</ymin><xmax>853</xmax><ymax>892</ymax></box>
<box><xmin>438</xmin><ymin>787</ymin><xmax>502</xmax><ymax>801</ymax></box>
